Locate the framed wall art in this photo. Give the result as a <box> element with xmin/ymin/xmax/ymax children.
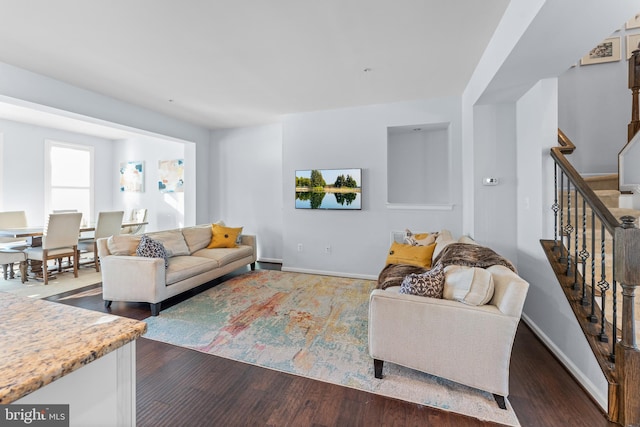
<box><xmin>627</xmin><ymin>33</ymin><xmax>640</xmax><ymax>59</ymax></box>
<box><xmin>119</xmin><ymin>161</ymin><xmax>144</xmax><ymax>192</ymax></box>
<box><xmin>581</xmin><ymin>37</ymin><xmax>621</xmax><ymax>65</ymax></box>
<box><xmin>158</xmin><ymin>159</ymin><xmax>184</xmax><ymax>193</ymax></box>
<box><xmin>626</xmin><ymin>14</ymin><xmax>640</xmax><ymax>30</ymax></box>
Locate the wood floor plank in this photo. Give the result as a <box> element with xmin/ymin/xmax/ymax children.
<box><xmin>47</xmin><ymin>262</ymin><xmax>616</xmax><ymax>426</ymax></box>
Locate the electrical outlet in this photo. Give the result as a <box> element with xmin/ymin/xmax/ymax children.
<box><xmin>297</xmin><ymin>243</ymin><xmax>303</xmax><ymax>252</ymax></box>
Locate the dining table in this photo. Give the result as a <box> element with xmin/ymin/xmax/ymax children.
<box><xmin>0</xmin><ymin>221</ymin><xmax>148</xmax><ymax>282</ymax></box>
<box><xmin>0</xmin><ymin>220</ymin><xmax>148</xmax><ymax>241</ymax></box>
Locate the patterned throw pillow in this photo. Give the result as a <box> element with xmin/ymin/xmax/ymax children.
<box><xmin>404</xmin><ymin>229</ymin><xmax>438</xmax><ymax>246</ymax></box>
<box><xmin>136</xmin><ymin>235</ymin><xmax>169</xmax><ymax>268</ymax></box>
<box><xmin>399</xmin><ymin>262</ymin><xmax>445</xmax><ymax>298</ymax></box>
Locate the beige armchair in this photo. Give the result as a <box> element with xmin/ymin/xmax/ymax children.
<box><xmin>25</xmin><ymin>213</ymin><xmax>82</xmax><ymax>284</ymax></box>
<box><xmin>368</xmin><ymin>265</ymin><xmax>529</xmax><ymax>409</ymax></box>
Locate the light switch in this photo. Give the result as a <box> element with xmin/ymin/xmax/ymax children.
<box><xmin>483</xmin><ymin>177</ymin><xmax>499</xmax><ymax>186</ymax></box>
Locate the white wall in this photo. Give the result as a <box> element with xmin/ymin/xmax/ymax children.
<box><xmin>463</xmin><ymin>0</ymin><xmax>640</xmax><ymax>409</ymax></box>
<box><xmin>112</xmin><ymin>137</ymin><xmax>191</xmax><ymax>232</ymax></box>
<box><xmin>558</xmin><ymin>39</ymin><xmax>637</xmax><ymax>174</ymax></box>
<box><xmin>0</xmin><ymin>61</ymin><xmax>211</xmax><ymax>223</ymax></box>
<box><xmin>210</xmin><ymin>124</ymin><xmax>284</xmax><ymax>262</ymax></box>
<box><xmin>281</xmin><ymin>98</ymin><xmax>462</xmax><ymax>278</ymax></box>
<box><xmin>0</xmin><ymin>118</ymin><xmax>113</xmax><ymax>225</ymax></box>
<box><xmin>471</xmin><ymin>104</ymin><xmax>518</xmax><ymax>262</ymax></box>
<box><xmin>515</xmin><ymin>79</ymin><xmax>608</xmax><ymax>408</ymax></box>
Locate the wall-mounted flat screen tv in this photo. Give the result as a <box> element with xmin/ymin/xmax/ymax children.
<box><xmin>295</xmin><ymin>168</ymin><xmax>362</xmax><ymax>210</ymax></box>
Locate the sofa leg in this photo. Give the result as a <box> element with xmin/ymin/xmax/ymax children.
<box><xmin>374</xmin><ymin>359</ymin><xmax>384</xmax><ymax>379</ymax></box>
<box><xmin>250</xmin><ymin>262</ymin><xmax>256</xmax><ymax>271</ymax></box>
<box><xmin>104</xmin><ymin>300</ymin><xmax>112</xmax><ymax>309</ymax></box>
<box><xmin>493</xmin><ymin>394</ymin><xmax>507</xmax><ymax>410</ymax></box>
<box><xmin>150</xmin><ymin>303</ymin><xmax>161</xmax><ymax>316</ymax></box>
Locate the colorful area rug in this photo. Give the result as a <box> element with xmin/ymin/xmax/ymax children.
<box><xmin>143</xmin><ymin>270</ymin><xmax>520</xmax><ymax>426</ymax></box>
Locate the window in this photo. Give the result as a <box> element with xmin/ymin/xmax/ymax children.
<box><xmin>45</xmin><ymin>140</ymin><xmax>94</xmax><ymax>224</ymax></box>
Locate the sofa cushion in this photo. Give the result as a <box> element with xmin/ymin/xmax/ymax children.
<box><xmin>136</xmin><ymin>235</ymin><xmax>169</xmax><ymax>268</ymax></box>
<box><xmin>386</xmin><ymin>241</ymin><xmax>435</xmax><ymax>269</ymax></box>
<box><xmin>182</xmin><ymin>225</ymin><xmax>213</xmax><ymax>253</ymax></box>
<box><xmin>151</xmin><ymin>230</ymin><xmax>190</xmax><ymax>257</ymax></box>
<box><xmin>165</xmin><ymin>255</ymin><xmax>219</xmax><ymax>285</ymax></box>
<box><xmin>207</xmin><ymin>224</ymin><xmax>243</xmax><ymax>249</ymax></box>
<box><xmin>107</xmin><ymin>235</ymin><xmax>141</xmax><ymax>256</ymax></box>
<box><xmin>399</xmin><ymin>262</ymin><xmax>444</xmax><ymax>298</ymax></box>
<box><xmin>443</xmin><ymin>265</ymin><xmax>494</xmax><ymax>306</ymax></box>
<box><xmin>193</xmin><ymin>245</ymin><xmax>253</xmax><ymax>266</ymax></box>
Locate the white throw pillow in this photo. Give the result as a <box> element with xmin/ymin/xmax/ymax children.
<box><xmin>443</xmin><ymin>265</ymin><xmax>495</xmax><ymax>306</ymax></box>
<box><xmin>458</xmin><ymin>235</ymin><xmax>478</xmax><ymax>245</ymax></box>
<box><xmin>433</xmin><ymin>229</ymin><xmax>456</xmax><ymax>259</ymax></box>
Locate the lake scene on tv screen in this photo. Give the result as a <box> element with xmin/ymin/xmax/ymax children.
<box><xmin>295</xmin><ymin>168</ymin><xmax>361</xmax><ymax>210</ymax></box>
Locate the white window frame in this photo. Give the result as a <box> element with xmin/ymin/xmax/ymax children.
<box><xmin>44</xmin><ymin>140</ymin><xmax>95</xmax><ymax>223</ymax></box>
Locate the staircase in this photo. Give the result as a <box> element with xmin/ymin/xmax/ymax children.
<box><xmin>582</xmin><ymin>176</ymin><xmax>640</xmax><ymax>345</ymax></box>
<box><xmin>545</xmin><ymin>130</ymin><xmax>640</xmax><ymax>426</ymax></box>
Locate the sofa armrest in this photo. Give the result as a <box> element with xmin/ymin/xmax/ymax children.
<box><xmin>100</xmin><ymin>255</ymin><xmax>166</xmax><ymax>304</ymax></box>
<box><xmin>240</xmin><ymin>234</ymin><xmax>257</xmax><ymax>259</ymax></box>
<box><xmin>368</xmin><ymin>289</ymin><xmax>520</xmax><ymax>396</ymax></box>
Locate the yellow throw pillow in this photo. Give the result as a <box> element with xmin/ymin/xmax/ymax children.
<box><xmin>207</xmin><ymin>224</ymin><xmax>243</xmax><ymax>248</ymax></box>
<box><xmin>386</xmin><ymin>241</ymin><xmax>436</xmax><ymax>269</ymax></box>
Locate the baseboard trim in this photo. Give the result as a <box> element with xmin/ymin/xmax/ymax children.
<box><xmin>521</xmin><ymin>313</ymin><xmax>607</xmax><ymax>411</ymax></box>
<box><xmin>257</xmin><ymin>257</ymin><xmax>282</xmax><ymax>264</ymax></box>
<box><xmin>281</xmin><ymin>266</ymin><xmax>377</xmax><ymax>281</ymax></box>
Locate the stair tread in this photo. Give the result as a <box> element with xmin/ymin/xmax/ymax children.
<box><xmin>593</xmin><ymin>189</ymin><xmax>620</xmax><ymax>196</ymax></box>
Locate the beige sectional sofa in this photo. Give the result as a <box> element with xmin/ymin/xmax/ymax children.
<box><xmin>369</xmin><ymin>229</ymin><xmax>529</xmax><ymax>409</ymax></box>
<box><xmin>97</xmin><ymin>224</ymin><xmax>256</xmax><ymax>316</ymax></box>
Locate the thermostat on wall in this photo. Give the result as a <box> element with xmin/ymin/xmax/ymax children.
<box><xmin>483</xmin><ymin>177</ymin><xmax>499</xmax><ymax>186</ymax></box>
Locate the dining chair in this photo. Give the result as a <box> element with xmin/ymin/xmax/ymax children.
<box><xmin>0</xmin><ymin>211</ymin><xmax>29</xmax><ymax>279</ymax></box>
<box><xmin>121</xmin><ymin>208</ymin><xmax>147</xmax><ymax>235</ymax></box>
<box><xmin>78</xmin><ymin>211</ymin><xmax>124</xmax><ymax>272</ymax></box>
<box><xmin>0</xmin><ymin>210</ymin><xmax>28</xmax><ymax>247</ymax></box>
<box><xmin>52</xmin><ymin>210</ymin><xmax>80</xmax><ymax>267</ymax></box>
<box><xmin>0</xmin><ymin>248</ymin><xmax>27</xmax><ymax>283</ymax></box>
<box><xmin>25</xmin><ymin>212</ymin><xmax>82</xmax><ymax>284</ymax></box>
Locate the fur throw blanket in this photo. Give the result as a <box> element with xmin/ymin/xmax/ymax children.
<box><xmin>433</xmin><ymin>243</ymin><xmax>516</xmax><ymax>273</ymax></box>
<box><xmin>377</xmin><ymin>263</ymin><xmax>429</xmax><ymax>290</ymax></box>
<box><xmin>376</xmin><ymin>243</ymin><xmax>515</xmax><ymax>290</ymax></box>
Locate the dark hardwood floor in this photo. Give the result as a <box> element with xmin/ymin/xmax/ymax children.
<box><xmin>47</xmin><ymin>263</ymin><xmax>616</xmax><ymax>427</ymax></box>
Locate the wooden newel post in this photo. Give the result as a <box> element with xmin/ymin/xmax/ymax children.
<box><xmin>629</xmin><ymin>48</ymin><xmax>640</xmax><ymax>142</ymax></box>
<box><xmin>613</xmin><ymin>216</ymin><xmax>640</xmax><ymax>426</ymax></box>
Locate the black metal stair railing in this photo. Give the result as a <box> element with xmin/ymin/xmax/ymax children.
<box><xmin>550</xmin><ymin>130</ymin><xmax>640</xmax><ymax>426</ymax></box>
<box><xmin>552</xmin><ymin>162</ymin><xmax>619</xmax><ymax>362</ymax></box>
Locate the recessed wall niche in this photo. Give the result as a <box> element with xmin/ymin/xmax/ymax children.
<box><xmin>387</xmin><ymin>123</ymin><xmax>451</xmax><ymax>207</ymax></box>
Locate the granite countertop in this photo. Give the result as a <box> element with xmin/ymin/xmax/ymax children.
<box><xmin>0</xmin><ymin>292</ymin><xmax>147</xmax><ymax>404</ymax></box>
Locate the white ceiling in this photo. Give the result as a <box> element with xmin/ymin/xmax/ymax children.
<box><xmin>0</xmin><ymin>1</ymin><xmax>510</xmax><ymax>130</ymax></box>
